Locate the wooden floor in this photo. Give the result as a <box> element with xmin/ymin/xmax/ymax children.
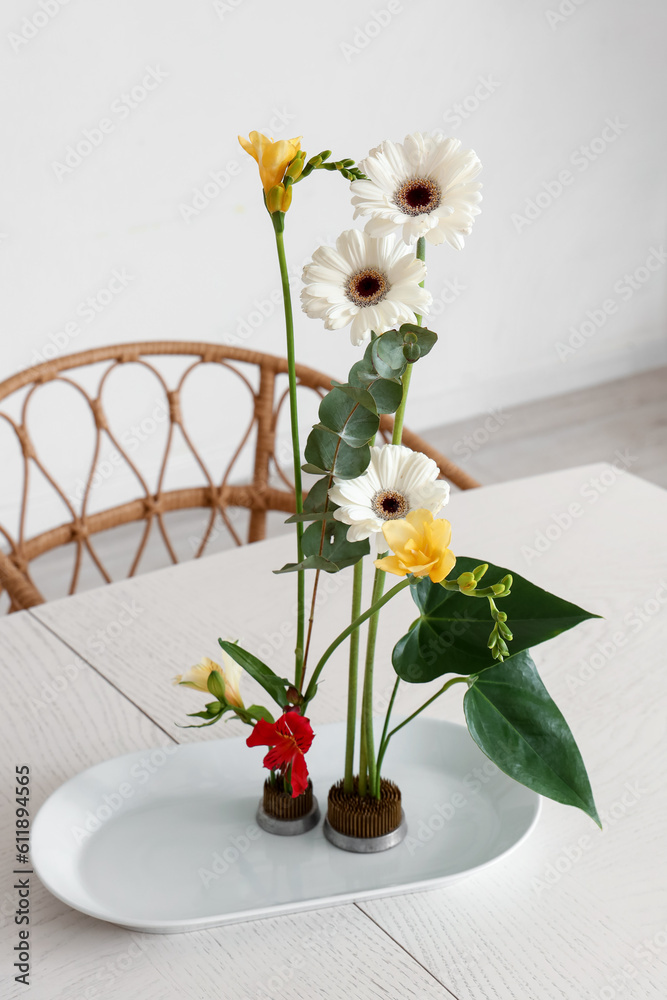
<box><xmin>428</xmin><ymin>366</ymin><xmax>667</xmax><ymax>489</ymax></box>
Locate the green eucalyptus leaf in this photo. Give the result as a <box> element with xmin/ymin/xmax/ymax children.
<box><xmin>399</xmin><ymin>324</ymin><xmax>438</xmax><ymax>357</ymax></box>
<box><xmin>303</xmin><ymin>476</ymin><xmax>332</xmax><ymax>513</ymax></box>
<box><xmin>374</xmin><ymin>329</ymin><xmax>407</xmax><ymax>370</ymax></box>
<box><xmin>318</xmin><ymin>387</ymin><xmax>379</xmax><ymax>445</ymax></box>
<box><xmin>330</xmin><ymin>382</ymin><xmax>378</xmax><ymax>413</ymax></box>
<box><xmin>371</xmin><ymin>337</ymin><xmax>407</xmax><ymax>380</ymax></box>
<box><xmin>314</xmin><ymin>409</ymin><xmax>378</xmax><ymax>449</ymax></box>
<box><xmin>302</xmin><ymin>518</ymin><xmax>369</xmax><ymax>568</ymax></box>
<box><xmin>284</xmin><ymin>510</ymin><xmax>338</xmax><ymax>524</ymax></box>
<box><xmin>218</xmin><ymin>640</ymin><xmax>290</xmax><ymax>709</ymax></box>
<box><xmin>304</xmin><ymin>430</ymin><xmax>370</xmax><ymax>479</ymax></box>
<box><xmin>392</xmin><ymin>556</ymin><xmax>600</xmax><ymax>682</ymax></box>
<box><xmin>464</xmin><ymin>649</ymin><xmax>600</xmax><ymax>825</ymax></box>
<box><xmin>345</xmin><ymin>342</ymin><xmax>405</xmax><ymax>413</ymax></box>
<box><xmin>274</xmin><ymin>555</ymin><xmax>340</xmax><ymax>574</ymax></box>
<box><xmin>348</xmin><ymin>357</ymin><xmax>376</xmax><ymax>388</ymax></box>
<box><xmin>413</xmin><ymin>328</ymin><xmax>438</xmax><ymax>357</ymax></box>
<box><xmin>369</xmin><ymin>378</ymin><xmax>404</xmax><ymax>414</ymax></box>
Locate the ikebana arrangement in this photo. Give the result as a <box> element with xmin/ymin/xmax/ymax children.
<box><xmin>174</xmin><ymin>129</ymin><xmax>600</xmax><ymax>851</ymax></box>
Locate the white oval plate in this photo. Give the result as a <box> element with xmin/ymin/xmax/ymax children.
<box><xmin>31</xmin><ymin>718</ymin><xmax>540</xmax><ymax>933</ymax></box>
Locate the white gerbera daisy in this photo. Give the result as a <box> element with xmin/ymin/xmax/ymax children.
<box><xmin>350</xmin><ymin>132</ymin><xmax>482</xmax><ymax>249</ymax></box>
<box><xmin>329</xmin><ymin>444</ymin><xmax>450</xmax><ymax>543</ymax></box>
<box><xmin>301</xmin><ymin>229</ymin><xmax>431</xmax><ymax>347</ymax></box>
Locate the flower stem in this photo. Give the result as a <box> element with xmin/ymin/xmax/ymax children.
<box><xmin>344</xmin><ymin>559</ymin><xmax>363</xmax><ymax>793</ymax></box>
<box><xmin>391</xmin><ymin>365</ymin><xmax>413</xmax><ymax>446</ymax></box>
<box><xmin>301</xmin><ymin>569</ymin><xmax>320</xmax><ymax>682</ymax></box>
<box><xmin>358</xmin><ymin>561</ymin><xmax>386</xmax><ymax>798</ymax></box>
<box><xmin>302</xmin><ymin>577</ymin><xmax>411</xmax><ymax>708</ymax></box>
<box><xmin>359</xmin><ymin>236</ymin><xmax>428</xmax><ymax>794</ymax></box>
<box><xmin>375</xmin><ymin>676</ymin><xmax>468</xmax><ymax>778</ymax></box>
<box><xmin>374</xmin><ymin>676</ymin><xmax>400</xmax><ymax>796</ymax></box>
<box><xmin>391</xmin><ymin>236</ymin><xmax>425</xmax><ymax>446</ymax></box>
<box><xmin>358</xmin><ymin>722</ymin><xmax>368</xmax><ymax>797</ymax></box>
<box><xmin>272</xmin><ymin>218</ymin><xmax>305</xmax><ymax>686</ymax></box>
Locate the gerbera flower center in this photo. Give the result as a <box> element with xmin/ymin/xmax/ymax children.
<box><xmin>371</xmin><ymin>489</ymin><xmax>409</xmax><ymax>520</ymax></box>
<box><xmin>394</xmin><ymin>177</ymin><xmax>441</xmax><ymax>216</ymax></box>
<box><xmin>346</xmin><ymin>267</ymin><xmax>390</xmax><ymax>307</ymax></box>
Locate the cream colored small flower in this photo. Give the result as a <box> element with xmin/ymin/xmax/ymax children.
<box><xmin>174</xmin><ymin>653</ymin><xmax>244</xmax><ymax>708</ymax></box>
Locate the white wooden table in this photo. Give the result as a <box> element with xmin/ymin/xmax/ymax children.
<box><xmin>2</xmin><ymin>464</ymin><xmax>666</xmax><ymax>1000</ymax></box>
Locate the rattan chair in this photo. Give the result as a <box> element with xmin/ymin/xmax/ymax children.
<box><xmin>0</xmin><ymin>342</ymin><xmax>479</xmax><ymax>613</ymax></box>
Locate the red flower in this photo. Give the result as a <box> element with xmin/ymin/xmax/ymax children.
<box><xmin>246</xmin><ymin>713</ymin><xmax>314</xmax><ymax>797</ymax></box>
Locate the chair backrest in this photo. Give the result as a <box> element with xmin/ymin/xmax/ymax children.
<box><xmin>0</xmin><ymin>341</ymin><xmax>478</xmax><ymax>612</ymax></box>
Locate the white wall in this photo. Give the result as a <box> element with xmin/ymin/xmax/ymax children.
<box><xmin>1</xmin><ymin>0</ymin><xmax>666</xmax><ymax>539</ymax></box>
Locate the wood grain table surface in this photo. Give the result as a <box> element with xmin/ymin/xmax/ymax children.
<box><xmin>1</xmin><ymin>463</ymin><xmax>666</xmax><ymax>999</ymax></box>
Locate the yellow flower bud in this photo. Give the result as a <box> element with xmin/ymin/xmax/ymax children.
<box><xmin>266</xmin><ymin>183</ymin><xmax>287</xmax><ymax>214</ymax></box>
<box><xmin>280</xmin><ymin>183</ymin><xmax>293</xmax><ymax>212</ymax></box>
<box><xmin>238</xmin><ymin>131</ymin><xmax>302</xmax><ymax>198</ymax></box>
<box><xmin>285</xmin><ymin>156</ymin><xmax>304</xmax><ymax>181</ymax></box>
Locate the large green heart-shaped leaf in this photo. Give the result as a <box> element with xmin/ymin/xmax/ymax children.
<box><xmin>464</xmin><ymin>650</ymin><xmax>600</xmax><ymax>824</ymax></box>
<box><xmin>392</xmin><ymin>556</ymin><xmax>600</xmax><ymax>682</ymax></box>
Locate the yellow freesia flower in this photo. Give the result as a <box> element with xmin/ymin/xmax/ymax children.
<box><xmin>174</xmin><ymin>653</ymin><xmax>244</xmax><ymax>708</ymax></box>
<box><xmin>375</xmin><ymin>509</ymin><xmax>456</xmax><ymax>584</ymax></box>
<box><xmin>238</xmin><ymin>131</ymin><xmax>302</xmax><ymax>196</ymax></box>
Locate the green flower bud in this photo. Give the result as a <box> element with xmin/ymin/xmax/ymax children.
<box><xmin>472</xmin><ymin>563</ymin><xmax>489</xmax><ymax>581</ymax></box>
<box><xmin>286</xmin><ymin>157</ymin><xmax>304</xmax><ymax>181</ymax></box>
